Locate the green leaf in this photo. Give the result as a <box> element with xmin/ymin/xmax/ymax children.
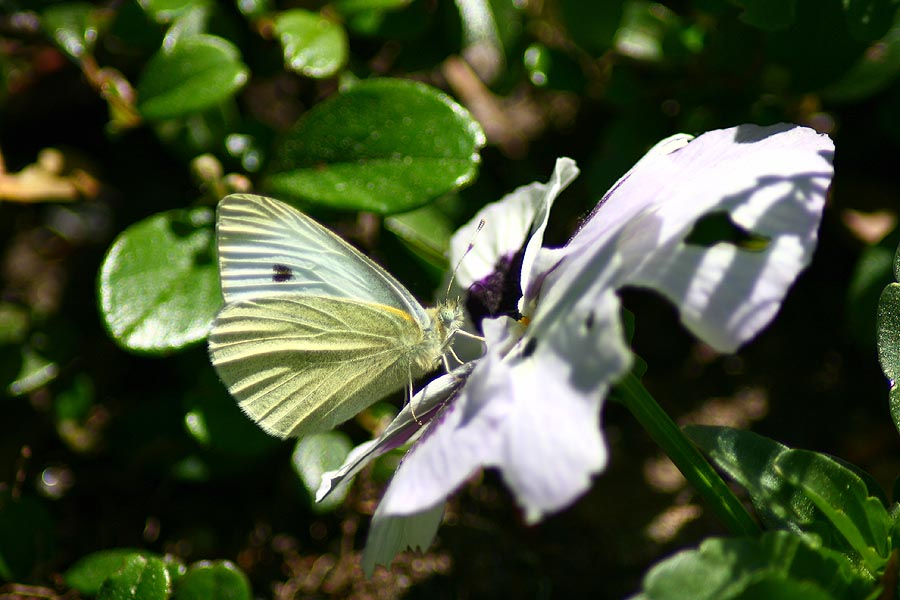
<box><xmin>42</xmin><ymin>2</ymin><xmax>100</xmax><ymax>60</ymax></box>
<box><xmin>98</xmin><ymin>207</ymin><xmax>221</xmax><ymax>354</ymax></box>
<box><xmin>0</xmin><ymin>495</ymin><xmax>55</xmax><ymax>581</ymax></box>
<box><xmin>823</xmin><ymin>22</ymin><xmax>900</xmax><ymax>102</ymax></box>
<box><xmin>877</xmin><ymin>282</ymin><xmax>900</xmax><ymax>433</ymax></box>
<box><xmin>522</xmin><ymin>43</ymin><xmax>586</xmax><ymax>91</ymax></box>
<box><xmin>634</xmin><ymin>530</ymin><xmax>875</xmax><ymax>600</ymax></box>
<box><xmin>274</xmin><ymin>9</ymin><xmax>348</xmax><ymax>78</ymax></box>
<box><xmin>775</xmin><ymin>450</ymin><xmax>891</xmax><ymax>572</ymax></box>
<box><xmin>846</xmin><ymin>233</ymin><xmax>899</xmax><ymax>347</ymax></box>
<box><xmin>559</xmin><ymin>0</ymin><xmax>624</xmax><ymax>55</ymax></box>
<box><xmin>727</xmin><ymin>0</ymin><xmax>798</xmax><ymax>30</ymax></box>
<box><xmin>182</xmin><ymin>374</ymin><xmax>279</xmax><ymax>458</ymax></box>
<box><xmin>292</xmin><ymin>431</ymin><xmax>353</xmax><ymax>512</ymax></box>
<box><xmin>174</xmin><ymin>560</ymin><xmax>251</xmax><ymax>600</ymax></box>
<box><xmin>98</xmin><ymin>554</ymin><xmax>171</xmax><ymax>600</ymax></box>
<box><xmin>685</xmin><ymin>425</ymin><xmax>818</xmax><ymax>531</ymax></box>
<box><xmin>384</xmin><ymin>198</ymin><xmax>457</xmax><ymax>268</ymax></box>
<box><xmin>137</xmin><ymin>34</ymin><xmax>249</xmax><ymax>120</ymax></box>
<box><xmin>265</xmin><ymin>78</ymin><xmax>485</xmax><ymax>214</ymax></box>
<box><xmin>138</xmin><ymin>0</ymin><xmax>212</xmax><ymax>23</ymax></box>
<box><xmin>842</xmin><ymin>0</ymin><xmax>900</xmax><ymax>42</ymax></box>
<box><xmin>64</xmin><ymin>549</ymin><xmax>152</xmax><ymax>595</ymax></box>
<box><xmin>334</xmin><ymin>0</ymin><xmax>412</xmax><ymax>15</ymax></box>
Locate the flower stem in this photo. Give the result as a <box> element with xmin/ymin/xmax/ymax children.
<box><xmin>616</xmin><ymin>372</ymin><xmax>760</xmax><ymax>536</ymax></box>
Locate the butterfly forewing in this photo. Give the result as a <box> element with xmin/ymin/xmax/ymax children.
<box><xmin>216</xmin><ymin>194</ymin><xmax>430</xmax><ymax>326</ymax></box>
<box><xmin>209</xmin><ymin>295</ymin><xmax>443</xmax><ymax>438</ymax></box>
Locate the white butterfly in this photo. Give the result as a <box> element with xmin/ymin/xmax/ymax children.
<box><xmin>208</xmin><ymin>194</ymin><xmax>464</xmax><ymax>438</ymax></box>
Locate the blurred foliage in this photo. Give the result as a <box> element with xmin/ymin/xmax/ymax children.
<box><xmin>1</xmin><ymin>0</ymin><xmax>900</xmax><ymax>597</ymax></box>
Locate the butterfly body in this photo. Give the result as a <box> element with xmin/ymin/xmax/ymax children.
<box><xmin>208</xmin><ymin>194</ymin><xmax>463</xmax><ymax>439</ymax></box>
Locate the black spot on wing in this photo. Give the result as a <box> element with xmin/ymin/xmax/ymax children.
<box><xmin>272</xmin><ymin>264</ymin><xmax>294</xmax><ymax>282</ymax></box>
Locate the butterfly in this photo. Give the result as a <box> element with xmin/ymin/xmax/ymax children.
<box><xmin>207</xmin><ymin>194</ymin><xmax>464</xmax><ymax>438</ymax></box>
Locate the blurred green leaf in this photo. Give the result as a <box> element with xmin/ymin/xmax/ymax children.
<box><xmin>334</xmin><ymin>0</ymin><xmax>412</xmax><ymax>16</ymax></box>
<box><xmin>265</xmin><ymin>79</ymin><xmax>485</xmax><ymax>213</ymax></box>
<box><xmin>846</xmin><ymin>231</ymin><xmax>899</xmax><ymax>346</ymax></box>
<box><xmin>727</xmin><ymin>0</ymin><xmax>798</xmax><ymax>30</ymax></box>
<box><xmin>292</xmin><ymin>431</ymin><xmax>353</xmax><ymax>512</ymax></box>
<box><xmin>774</xmin><ymin>450</ymin><xmax>891</xmax><ymax>572</ymax></box>
<box><xmin>523</xmin><ymin>43</ymin><xmax>586</xmax><ymax>91</ymax></box>
<box><xmin>98</xmin><ymin>207</ymin><xmax>221</xmax><ymax>354</ymax></box>
<box><xmin>0</xmin><ymin>303</ymin><xmax>28</xmax><ymax>346</ymax></box>
<box><xmin>767</xmin><ymin>0</ymin><xmax>867</xmax><ymax>91</ymax></box>
<box><xmin>384</xmin><ymin>200</ymin><xmax>456</xmax><ymax>268</ymax></box>
<box><xmin>55</xmin><ymin>373</ymin><xmax>95</xmax><ymax>422</ymax></box>
<box><xmin>174</xmin><ymin>560</ymin><xmax>251</xmax><ymax>600</ymax></box>
<box><xmin>559</xmin><ymin>0</ymin><xmax>624</xmax><ymax>55</ymax></box>
<box><xmin>633</xmin><ymin>530</ymin><xmax>875</xmax><ymax>600</ymax></box>
<box><xmin>41</xmin><ymin>2</ymin><xmax>100</xmax><ymax>60</ymax></box>
<box><xmin>236</xmin><ymin>0</ymin><xmax>272</xmax><ymax>19</ymax></box>
<box><xmin>182</xmin><ymin>376</ymin><xmax>279</xmax><ymax>458</ymax></box>
<box><xmin>8</xmin><ymin>347</ymin><xmax>58</xmax><ymax>396</ymax></box>
<box><xmin>137</xmin><ymin>34</ymin><xmax>249</xmax><ymax>120</ymax></box>
<box><xmin>0</xmin><ymin>495</ymin><xmax>55</xmax><ymax>581</ymax></box>
<box><xmin>98</xmin><ymin>554</ymin><xmax>171</xmax><ymax>600</ymax></box>
<box><xmin>842</xmin><ymin>0</ymin><xmax>900</xmax><ymax>42</ymax></box>
<box><xmin>139</xmin><ymin>0</ymin><xmax>212</xmax><ymax>23</ymax></box>
<box><xmin>274</xmin><ymin>9</ymin><xmax>348</xmax><ymax>78</ymax></box>
<box><xmin>65</xmin><ymin>549</ymin><xmax>152</xmax><ymax>595</ymax></box>
<box><xmin>614</xmin><ymin>1</ymin><xmax>682</xmax><ymax>62</ymax></box>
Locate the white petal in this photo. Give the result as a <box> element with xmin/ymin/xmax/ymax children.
<box><xmin>361</xmin><ymin>501</ymin><xmax>445</xmax><ymax>576</ymax></box>
<box><xmin>615</xmin><ymin>124</ymin><xmax>834</xmax><ymax>351</ymax></box>
<box><xmin>493</xmin><ymin>345</ymin><xmax>611</xmax><ymax>523</ymax></box>
<box><xmin>547</xmin><ymin>124</ymin><xmax>833</xmax><ymax>353</ymax></box>
<box><xmin>449</xmin><ymin>158</ymin><xmax>579</xmax><ymax>291</ymax></box>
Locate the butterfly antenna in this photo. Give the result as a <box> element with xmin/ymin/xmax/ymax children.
<box><xmin>445</xmin><ymin>219</ymin><xmax>485</xmax><ymax>298</ymax></box>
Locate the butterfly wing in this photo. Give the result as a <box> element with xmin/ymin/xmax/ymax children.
<box><xmin>216</xmin><ymin>193</ymin><xmax>430</xmax><ymax>325</ymax></box>
<box><xmin>209</xmin><ymin>295</ymin><xmax>438</xmax><ymax>438</ymax></box>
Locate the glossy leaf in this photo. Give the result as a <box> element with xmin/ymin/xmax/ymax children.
<box><xmin>685</xmin><ymin>425</ymin><xmax>818</xmax><ymax>532</ymax></box>
<box><xmin>98</xmin><ymin>554</ymin><xmax>170</xmax><ymax>600</ymax></box>
<box><xmin>292</xmin><ymin>431</ymin><xmax>353</xmax><ymax>512</ymax></box>
<box><xmin>138</xmin><ymin>0</ymin><xmax>212</xmax><ymax>23</ymax></box>
<box><xmin>274</xmin><ymin>9</ymin><xmax>348</xmax><ymax>78</ymax></box>
<box><xmin>877</xmin><ymin>282</ymin><xmax>900</xmax><ymax>435</ymax></box>
<box><xmin>137</xmin><ymin>35</ymin><xmax>249</xmax><ymax>120</ymax></box>
<box><xmin>42</xmin><ymin>2</ymin><xmax>100</xmax><ymax>60</ymax></box>
<box><xmin>634</xmin><ymin>530</ymin><xmax>875</xmax><ymax>600</ymax></box>
<box><xmin>775</xmin><ymin>450</ymin><xmax>891</xmax><ymax>572</ymax></box>
<box><xmin>98</xmin><ymin>207</ymin><xmax>221</xmax><ymax>354</ymax></box>
<box><xmin>65</xmin><ymin>549</ymin><xmax>152</xmax><ymax>595</ymax></box>
<box><xmin>265</xmin><ymin>79</ymin><xmax>485</xmax><ymax>213</ymax></box>
<box><xmin>174</xmin><ymin>560</ymin><xmax>251</xmax><ymax>600</ymax></box>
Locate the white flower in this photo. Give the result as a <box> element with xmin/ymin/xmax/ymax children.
<box><xmin>319</xmin><ymin>123</ymin><xmax>835</xmax><ymax>574</ymax></box>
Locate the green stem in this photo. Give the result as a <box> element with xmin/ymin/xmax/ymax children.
<box><xmin>616</xmin><ymin>372</ymin><xmax>760</xmax><ymax>536</ymax></box>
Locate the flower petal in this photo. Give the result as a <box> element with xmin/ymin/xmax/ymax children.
<box><xmin>449</xmin><ymin>158</ymin><xmax>579</xmax><ymax>292</ymax></box>
<box><xmin>548</xmin><ymin>123</ymin><xmax>833</xmax><ymax>353</ymax></box>
<box><xmin>361</xmin><ymin>501</ymin><xmax>445</xmax><ymax>576</ymax></box>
